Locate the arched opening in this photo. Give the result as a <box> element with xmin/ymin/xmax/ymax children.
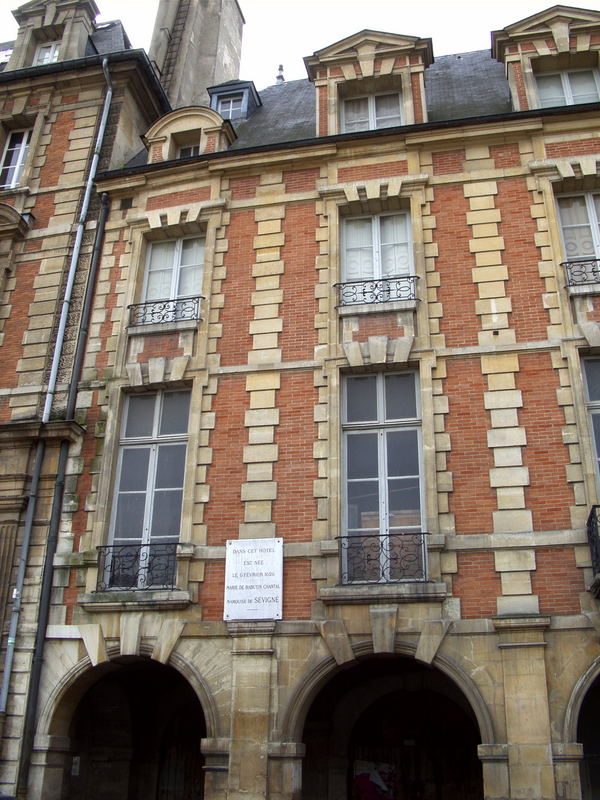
<box><xmin>578</xmin><ymin>672</ymin><xmax>600</xmax><ymax>799</ymax></box>
<box><xmin>302</xmin><ymin>655</ymin><xmax>483</xmax><ymax>800</ymax></box>
<box><xmin>60</xmin><ymin>657</ymin><xmax>206</xmax><ymax>800</ymax></box>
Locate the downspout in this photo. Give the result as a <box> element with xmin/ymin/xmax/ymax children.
<box><xmin>8</xmin><ymin>58</ymin><xmax>113</xmax><ymax>798</ymax></box>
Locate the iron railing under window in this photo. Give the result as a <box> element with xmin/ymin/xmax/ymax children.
<box><xmin>563</xmin><ymin>258</ymin><xmax>600</xmax><ymax>287</ymax></box>
<box><xmin>587</xmin><ymin>506</ymin><xmax>600</xmax><ymax>577</ymax></box>
<box><xmin>335</xmin><ymin>276</ymin><xmax>418</xmax><ymax>306</ymax></box>
<box><xmin>96</xmin><ymin>543</ymin><xmax>177</xmax><ymax>591</ymax></box>
<box><xmin>128</xmin><ymin>295</ymin><xmax>203</xmax><ymax>326</ymax></box>
<box><xmin>339</xmin><ymin>531</ymin><xmax>427</xmax><ymax>584</ymax></box>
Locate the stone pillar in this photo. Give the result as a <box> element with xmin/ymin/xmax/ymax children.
<box><xmin>201</xmin><ymin>737</ymin><xmax>230</xmax><ymax>799</ymax></box>
<box><xmin>552</xmin><ymin>743</ymin><xmax>583</xmax><ymax>800</ymax></box>
<box><xmin>267</xmin><ymin>742</ymin><xmax>305</xmax><ymax>800</ymax></box>
<box><xmin>494</xmin><ymin>616</ymin><xmax>556</xmax><ymax>799</ymax></box>
<box><xmin>478</xmin><ymin>743</ymin><xmax>510</xmax><ymax>800</ymax></box>
<box><xmin>226</xmin><ymin>622</ymin><xmax>275</xmax><ymax>800</ymax></box>
<box><xmin>30</xmin><ymin>734</ymin><xmax>71</xmax><ymax>800</ymax></box>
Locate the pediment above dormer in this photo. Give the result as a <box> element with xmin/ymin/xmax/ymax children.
<box><xmin>305</xmin><ymin>29</ymin><xmax>433</xmax><ymax>81</ymax></box>
<box><xmin>492</xmin><ymin>5</ymin><xmax>600</xmax><ymax>59</ymax></box>
<box><xmin>143</xmin><ymin>107</ymin><xmax>236</xmax><ymax>163</ymax></box>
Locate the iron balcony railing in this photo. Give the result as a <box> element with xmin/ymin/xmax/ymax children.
<box><xmin>96</xmin><ymin>543</ymin><xmax>177</xmax><ymax>591</ymax></box>
<box><xmin>335</xmin><ymin>275</ymin><xmax>418</xmax><ymax>306</ymax></box>
<box><xmin>563</xmin><ymin>258</ymin><xmax>600</xmax><ymax>287</ymax></box>
<box><xmin>339</xmin><ymin>531</ymin><xmax>427</xmax><ymax>584</ymax></box>
<box><xmin>587</xmin><ymin>506</ymin><xmax>600</xmax><ymax>578</ymax></box>
<box><xmin>128</xmin><ymin>295</ymin><xmax>203</xmax><ymax>326</ymax></box>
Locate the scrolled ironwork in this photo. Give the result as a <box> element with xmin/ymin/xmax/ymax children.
<box><xmin>336</xmin><ymin>275</ymin><xmax>418</xmax><ymax>306</ymax></box>
<box><xmin>339</xmin><ymin>532</ymin><xmax>427</xmax><ymax>584</ymax></box>
<box><xmin>563</xmin><ymin>258</ymin><xmax>600</xmax><ymax>286</ymax></box>
<box><xmin>128</xmin><ymin>295</ymin><xmax>202</xmax><ymax>326</ymax></box>
<box><xmin>587</xmin><ymin>506</ymin><xmax>600</xmax><ymax>577</ymax></box>
<box><xmin>96</xmin><ymin>543</ymin><xmax>177</xmax><ymax>591</ymax></box>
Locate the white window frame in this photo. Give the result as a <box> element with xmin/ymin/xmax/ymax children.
<box><xmin>557</xmin><ymin>193</ymin><xmax>600</xmax><ymax>292</ymax></box>
<box><xmin>106</xmin><ymin>391</ymin><xmax>190</xmax><ymax>589</ymax></box>
<box><xmin>178</xmin><ymin>143</ymin><xmax>200</xmax><ymax>159</ymax></box>
<box><xmin>341</xmin><ymin>372</ymin><xmax>425</xmax><ymax>584</ymax></box>
<box><xmin>142</xmin><ymin>235</ymin><xmax>205</xmax><ymax>302</ymax></box>
<box><xmin>217</xmin><ymin>94</ymin><xmax>244</xmax><ymax>120</ymax></box>
<box><xmin>583</xmin><ymin>360</ymin><xmax>600</xmax><ymax>485</ymax></box>
<box><xmin>342</xmin><ymin>212</ymin><xmax>413</xmax><ymax>281</ymax></box>
<box><xmin>0</xmin><ymin>129</ymin><xmax>32</xmax><ymax>190</ymax></box>
<box><xmin>536</xmin><ymin>68</ymin><xmax>600</xmax><ymax>108</ymax></box>
<box><xmin>33</xmin><ymin>41</ymin><xmax>60</xmax><ymax>65</ymax></box>
<box><xmin>341</xmin><ymin>92</ymin><xmax>402</xmax><ymax>133</ymax></box>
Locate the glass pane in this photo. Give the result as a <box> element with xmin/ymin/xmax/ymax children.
<box><xmin>346</xmin><ymin>432</ymin><xmax>378</xmax><ymax>479</ymax></box>
<box><xmin>375</xmin><ymin>93</ymin><xmax>401</xmax><ymax>127</ymax></box>
<box><xmin>345</xmin><ymin>375</ymin><xmax>377</xmax><ymax>422</ymax></box>
<box><xmin>388</xmin><ymin>477</ymin><xmax>421</xmax><ymax>528</ymax></box>
<box><xmin>177</xmin><ymin>264</ymin><xmax>201</xmax><ymax>297</ymax></box>
<box><xmin>146</xmin><ymin>241</ymin><xmax>175</xmax><ymax>299</ymax></box>
<box><xmin>586</xmin><ymin>361</ymin><xmax>600</xmax><ymax>401</ymax></box>
<box><xmin>381</xmin><ymin>243</ymin><xmax>410</xmax><ymax>276</ymax></box>
<box><xmin>569</xmin><ymin>70</ymin><xmax>599</xmax><ymax>104</ymax></box>
<box><xmin>114</xmin><ymin>493</ymin><xmax>145</xmax><ymax>540</ymax></box>
<box><xmin>347</xmin><ymin>481</ymin><xmax>379</xmax><ymax>530</ymax></box>
<box><xmin>150</xmin><ymin>489</ymin><xmax>183</xmax><ymax>537</ymax></box>
<box><xmin>180</xmin><ymin>237</ymin><xmax>204</xmax><ymax>266</ymax></box>
<box><xmin>537</xmin><ymin>74</ymin><xmax>566</xmax><ymax>107</ymax></box>
<box><xmin>155</xmin><ymin>443</ymin><xmax>186</xmax><ymax>488</ymax></box>
<box><xmin>344</xmin><ymin>218</ymin><xmax>374</xmax><ymax>280</ymax></box>
<box><xmin>593</xmin><ymin>413</ymin><xmax>600</xmax><ymax>459</ymax></box>
<box><xmin>385</xmin><ymin>373</ymin><xmax>417</xmax><ymax>420</ymax></box>
<box><xmin>145</xmin><ymin>269</ymin><xmax>172</xmax><ymax>300</ymax></box>
<box><xmin>344</xmin><ymin>98</ymin><xmax>369</xmax><ymax>131</ymax></box>
<box><xmin>159</xmin><ymin>391</ymin><xmax>190</xmax><ymax>435</ymax></box>
<box><xmin>558</xmin><ymin>197</ymin><xmax>595</xmax><ymax>258</ymax></box>
<box><xmin>125</xmin><ymin>395</ymin><xmax>156</xmax><ymax>438</ymax></box>
<box><xmin>380</xmin><ymin>215</ymin><xmax>410</xmax><ymax>276</ymax></box>
<box><xmin>386</xmin><ymin>429</ymin><xmax>419</xmax><ymax>476</ymax></box>
<box><xmin>118</xmin><ymin>448</ymin><xmax>150</xmax><ymax>491</ymax></box>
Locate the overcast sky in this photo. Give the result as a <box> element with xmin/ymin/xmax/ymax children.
<box><xmin>2</xmin><ymin>0</ymin><xmax>600</xmax><ymax>90</ymax></box>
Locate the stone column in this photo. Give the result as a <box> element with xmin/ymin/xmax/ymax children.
<box><xmin>478</xmin><ymin>743</ymin><xmax>510</xmax><ymax>800</ymax></box>
<box><xmin>226</xmin><ymin>622</ymin><xmax>275</xmax><ymax>800</ymax></box>
<box><xmin>494</xmin><ymin>616</ymin><xmax>555</xmax><ymax>799</ymax></box>
<box><xmin>201</xmin><ymin>737</ymin><xmax>230</xmax><ymax>799</ymax></box>
<box><xmin>552</xmin><ymin>743</ymin><xmax>583</xmax><ymax>800</ymax></box>
<box><xmin>267</xmin><ymin>742</ymin><xmax>305</xmax><ymax>800</ymax></box>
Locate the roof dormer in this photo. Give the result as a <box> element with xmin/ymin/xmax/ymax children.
<box><xmin>304</xmin><ymin>30</ymin><xmax>433</xmax><ymax>137</ymax></box>
<box><xmin>207</xmin><ymin>80</ymin><xmax>261</xmax><ymax>125</ymax></box>
<box><xmin>143</xmin><ymin>107</ymin><xmax>236</xmax><ymax>164</ymax></box>
<box><xmin>492</xmin><ymin>5</ymin><xmax>600</xmax><ymax>111</ymax></box>
<box><xmin>5</xmin><ymin>0</ymin><xmax>98</xmax><ymax>71</ymax></box>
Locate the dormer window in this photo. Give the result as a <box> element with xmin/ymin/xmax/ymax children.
<box><xmin>33</xmin><ymin>41</ymin><xmax>60</xmax><ymax>65</ymax></box>
<box><xmin>536</xmin><ymin>69</ymin><xmax>600</xmax><ymax>108</ymax></box>
<box><xmin>342</xmin><ymin>93</ymin><xmax>402</xmax><ymax>133</ymax></box>
<box><xmin>178</xmin><ymin>144</ymin><xmax>200</xmax><ymax>158</ymax></box>
<box><xmin>217</xmin><ymin>94</ymin><xmax>243</xmax><ymax>120</ymax></box>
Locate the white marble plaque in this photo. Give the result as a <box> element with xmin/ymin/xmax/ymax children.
<box><xmin>224</xmin><ymin>538</ymin><xmax>283</xmax><ymax>620</ymax></box>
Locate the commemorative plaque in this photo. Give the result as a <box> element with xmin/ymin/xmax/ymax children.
<box><xmin>224</xmin><ymin>538</ymin><xmax>283</xmax><ymax>620</ymax></box>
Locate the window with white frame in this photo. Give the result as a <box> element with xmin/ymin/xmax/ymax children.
<box><xmin>178</xmin><ymin>143</ymin><xmax>200</xmax><ymax>158</ymax></box>
<box><xmin>583</xmin><ymin>360</ymin><xmax>600</xmax><ymax>481</ymax></box>
<box><xmin>342</xmin><ymin>93</ymin><xmax>402</xmax><ymax>132</ymax></box>
<box><xmin>0</xmin><ymin>129</ymin><xmax>32</xmax><ymax>190</ymax></box>
<box><xmin>341</xmin><ymin>372</ymin><xmax>425</xmax><ymax>584</ymax></box>
<box><xmin>557</xmin><ymin>194</ymin><xmax>600</xmax><ymax>287</ymax></box>
<box><xmin>536</xmin><ymin>69</ymin><xmax>600</xmax><ymax>108</ymax></box>
<box><xmin>33</xmin><ymin>41</ymin><xmax>60</xmax><ymax>65</ymax></box>
<box><xmin>104</xmin><ymin>391</ymin><xmax>190</xmax><ymax>590</ymax></box>
<box><xmin>217</xmin><ymin>94</ymin><xmax>243</xmax><ymax>120</ymax></box>
<box><xmin>339</xmin><ymin>212</ymin><xmax>414</xmax><ymax>305</ymax></box>
<box><xmin>132</xmin><ymin>236</ymin><xmax>204</xmax><ymax>325</ymax></box>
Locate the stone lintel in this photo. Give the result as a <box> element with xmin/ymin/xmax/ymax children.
<box><xmin>0</xmin><ymin>419</ymin><xmax>85</xmax><ymax>444</ymax></box>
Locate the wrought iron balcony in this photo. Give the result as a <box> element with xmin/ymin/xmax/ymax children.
<box><xmin>339</xmin><ymin>531</ymin><xmax>427</xmax><ymax>584</ymax></box>
<box><xmin>128</xmin><ymin>295</ymin><xmax>202</xmax><ymax>326</ymax></box>
<box><xmin>336</xmin><ymin>275</ymin><xmax>418</xmax><ymax>306</ymax></box>
<box><xmin>96</xmin><ymin>543</ymin><xmax>177</xmax><ymax>591</ymax></box>
<box><xmin>587</xmin><ymin>507</ymin><xmax>600</xmax><ymax>597</ymax></box>
<box><xmin>563</xmin><ymin>258</ymin><xmax>600</xmax><ymax>287</ymax></box>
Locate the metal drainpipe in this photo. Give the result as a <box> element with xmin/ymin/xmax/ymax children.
<box><xmin>5</xmin><ymin>58</ymin><xmax>113</xmax><ymax>798</ymax></box>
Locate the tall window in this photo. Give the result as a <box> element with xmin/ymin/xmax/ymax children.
<box><xmin>584</xmin><ymin>361</ymin><xmax>600</xmax><ymax>482</ymax></box>
<box><xmin>217</xmin><ymin>94</ymin><xmax>243</xmax><ymax>120</ymax></box>
<box><xmin>34</xmin><ymin>42</ymin><xmax>60</xmax><ymax>65</ymax></box>
<box><xmin>0</xmin><ymin>130</ymin><xmax>32</xmax><ymax>189</ymax></box>
<box><xmin>342</xmin><ymin>93</ymin><xmax>402</xmax><ymax>132</ymax></box>
<box><xmin>105</xmin><ymin>391</ymin><xmax>190</xmax><ymax>590</ymax></box>
<box><xmin>342</xmin><ymin>372</ymin><xmax>425</xmax><ymax>584</ymax></box>
<box><xmin>536</xmin><ymin>69</ymin><xmax>600</xmax><ymax>108</ymax></box>
<box><xmin>343</xmin><ymin>213</ymin><xmax>412</xmax><ymax>281</ymax></box>
<box><xmin>558</xmin><ymin>194</ymin><xmax>600</xmax><ymax>260</ymax></box>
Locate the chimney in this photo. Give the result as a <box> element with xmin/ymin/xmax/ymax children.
<box><xmin>276</xmin><ymin>64</ymin><xmax>285</xmax><ymax>84</ymax></box>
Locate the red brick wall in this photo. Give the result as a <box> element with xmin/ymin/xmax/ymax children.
<box><xmin>283</xmin><ymin>168</ymin><xmax>320</xmax><ymax>193</ymax></box>
<box><xmin>338</xmin><ymin>161</ymin><xmax>408</xmax><ymax>182</ymax></box>
<box><xmin>512</xmin><ymin>62</ymin><xmax>528</xmax><ymax>110</ymax></box>
<box><xmin>546</xmin><ymin>138</ymin><xmax>600</xmax><ymax>158</ymax></box>
<box><xmin>229</xmin><ymin>176</ymin><xmax>259</xmax><ymax>200</ymax></box>
<box><xmin>280</xmin><ymin>202</ymin><xmax>318</xmax><ymax>360</ymax></box>
<box><xmin>531</xmin><ymin>547</ymin><xmax>585</xmax><ymax>614</ymax></box>
<box><xmin>218</xmin><ymin>209</ymin><xmax>255</xmax><ymax>366</ymax></box>
<box><xmin>411</xmin><ymin>73</ymin><xmax>424</xmax><ymax>124</ymax></box>
<box><xmin>282</xmin><ymin>560</ymin><xmax>315</xmax><ymax>618</ymax></box>
<box><xmin>453</xmin><ymin>552</ymin><xmax>501</xmax><ymax>618</ymax></box>
<box><xmin>432</xmin><ymin>150</ymin><xmax>464</xmax><ymax>175</ymax></box>
<box><xmin>199</xmin><ymin>561</ymin><xmax>225</xmax><ymax>620</ymax></box>
<box><xmin>490</xmin><ymin>143</ymin><xmax>521</xmax><ymax>168</ymax></box>
<box><xmin>351</xmin><ymin>312</ymin><xmax>403</xmax><ymax>342</ymax></box>
<box><xmin>432</xmin><ymin>183</ymin><xmax>480</xmax><ymax>347</ymax></box>
<box><xmin>133</xmin><ymin>333</ymin><xmax>185</xmax><ymax>362</ymax></box>
<box><xmin>0</xmin><ymin>260</ymin><xmax>40</xmax><ymax>390</ymax></box>
<box><xmin>146</xmin><ymin>186</ymin><xmax>210</xmax><ymax>210</ymax></box>
<box><xmin>444</xmin><ymin>357</ymin><xmax>495</xmax><ymax>534</ymax></box>
<box><xmin>39</xmin><ymin>110</ymin><xmax>77</xmax><ymax>187</ymax></box>
<box><xmin>318</xmin><ymin>86</ymin><xmax>328</xmax><ymax>137</ymax></box>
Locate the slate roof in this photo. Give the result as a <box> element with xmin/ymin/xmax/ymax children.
<box><xmin>86</xmin><ymin>21</ymin><xmax>132</xmax><ymax>55</ymax></box>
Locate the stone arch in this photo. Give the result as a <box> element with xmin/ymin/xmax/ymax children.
<box><xmin>280</xmin><ymin>639</ymin><xmax>495</xmax><ymax>746</ymax></box>
<box><xmin>563</xmin><ymin>653</ymin><xmax>600</xmax><ymax>743</ymax></box>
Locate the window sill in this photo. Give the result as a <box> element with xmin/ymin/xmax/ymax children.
<box><xmin>338</xmin><ymin>299</ymin><xmax>418</xmax><ymax>316</ymax></box>
<box><xmin>319</xmin><ymin>581</ymin><xmax>447</xmax><ymax>605</ymax></box>
<box><xmin>78</xmin><ymin>588</ymin><xmax>191</xmax><ymax>611</ymax></box>
<box><xmin>567</xmin><ymin>283</ymin><xmax>600</xmax><ymax>296</ymax></box>
<box><xmin>127</xmin><ymin>319</ymin><xmax>199</xmax><ymax>336</ymax></box>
